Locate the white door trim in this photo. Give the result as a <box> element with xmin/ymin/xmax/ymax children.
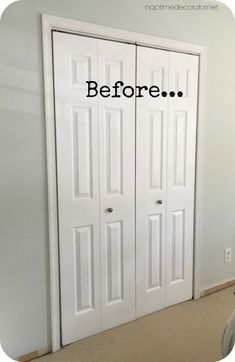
<box><xmin>41</xmin><ymin>13</ymin><xmax>206</xmax><ymax>352</ymax></box>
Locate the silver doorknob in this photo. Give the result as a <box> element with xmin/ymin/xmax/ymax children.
<box><xmin>106</xmin><ymin>207</ymin><xmax>113</xmax><ymax>213</ymax></box>
<box><xmin>156</xmin><ymin>200</ymin><xmax>163</xmax><ymax>205</ymax></box>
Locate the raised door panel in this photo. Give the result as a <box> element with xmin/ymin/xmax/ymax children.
<box><xmin>148</xmin><ymin>111</ymin><xmax>164</xmax><ymax>190</ymax></box>
<box><xmin>170</xmin><ymin>210</ymin><xmax>185</xmax><ymax>283</ymax></box>
<box><xmin>172</xmin><ymin>111</ymin><xmax>187</xmax><ymax>187</ymax></box>
<box><xmin>98</xmin><ymin>39</ymin><xmax>136</xmax><ymax>330</ymax></box>
<box><xmin>70</xmin><ymin>54</ymin><xmax>92</xmax><ymax>88</ymax></box>
<box><xmin>53</xmin><ymin>32</ymin><xmax>101</xmax><ymax>345</ymax></box>
<box><xmin>136</xmin><ymin>46</ymin><xmax>168</xmax><ymax>317</ymax></box>
<box><xmin>105</xmin><ymin>109</ymin><xmax>123</xmax><ymax>195</ymax></box>
<box><xmin>74</xmin><ymin>226</ymin><xmax>94</xmax><ymax>313</ymax></box>
<box><xmin>106</xmin><ymin>221</ymin><xmax>123</xmax><ymax>303</ymax></box>
<box><xmin>72</xmin><ymin>106</ymin><xmax>93</xmax><ymax>198</ymax></box>
<box><xmin>147</xmin><ymin>214</ymin><xmax>163</xmax><ymax>290</ymax></box>
<box><xmin>166</xmin><ymin>51</ymin><xmax>198</xmax><ymax>306</ymax></box>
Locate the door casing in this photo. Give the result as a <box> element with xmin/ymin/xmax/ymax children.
<box><xmin>42</xmin><ymin>14</ymin><xmax>207</xmax><ymax>352</ymax></box>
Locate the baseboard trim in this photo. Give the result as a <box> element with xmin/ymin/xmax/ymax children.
<box><xmin>200</xmin><ymin>279</ymin><xmax>235</xmax><ymax>297</ymax></box>
<box><xmin>16</xmin><ymin>280</ymin><xmax>235</xmax><ymax>361</ymax></box>
<box><xmin>17</xmin><ymin>347</ymin><xmax>51</xmax><ymax>362</ymax></box>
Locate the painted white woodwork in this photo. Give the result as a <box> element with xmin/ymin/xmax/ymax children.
<box><xmin>98</xmin><ymin>39</ymin><xmax>136</xmax><ymax>330</ymax></box>
<box><xmin>166</xmin><ymin>51</ymin><xmax>198</xmax><ymax>306</ymax></box>
<box><xmin>136</xmin><ymin>47</ymin><xmax>198</xmax><ymax>316</ymax></box>
<box><xmin>43</xmin><ymin>15</ymin><xmax>205</xmax><ymax>351</ymax></box>
<box><xmin>53</xmin><ymin>32</ymin><xmax>101</xmax><ymax>345</ymax></box>
<box><xmin>53</xmin><ymin>30</ymin><xmax>198</xmax><ymax>345</ymax></box>
<box><xmin>136</xmin><ymin>46</ymin><xmax>169</xmax><ymax>317</ymax></box>
<box><xmin>53</xmin><ymin>32</ymin><xmax>135</xmax><ymax>344</ymax></box>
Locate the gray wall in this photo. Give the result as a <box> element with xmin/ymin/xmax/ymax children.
<box><xmin>0</xmin><ymin>0</ymin><xmax>235</xmax><ymax>358</ymax></box>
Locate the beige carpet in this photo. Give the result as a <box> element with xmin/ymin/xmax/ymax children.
<box><xmin>36</xmin><ymin>287</ymin><xmax>235</xmax><ymax>362</ymax></box>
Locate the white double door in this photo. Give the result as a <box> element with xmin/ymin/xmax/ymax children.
<box><xmin>53</xmin><ymin>31</ymin><xmax>198</xmax><ymax>346</ymax></box>
<box><xmin>136</xmin><ymin>46</ymin><xmax>198</xmax><ymax>316</ymax></box>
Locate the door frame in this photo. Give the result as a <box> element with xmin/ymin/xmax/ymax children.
<box><xmin>42</xmin><ymin>13</ymin><xmax>206</xmax><ymax>352</ymax></box>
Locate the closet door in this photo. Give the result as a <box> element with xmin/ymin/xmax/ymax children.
<box><xmin>53</xmin><ymin>32</ymin><xmax>101</xmax><ymax>345</ymax></box>
<box><xmin>98</xmin><ymin>39</ymin><xmax>136</xmax><ymax>329</ymax></box>
<box><xmin>166</xmin><ymin>52</ymin><xmax>198</xmax><ymax>306</ymax></box>
<box><xmin>136</xmin><ymin>46</ymin><xmax>169</xmax><ymax>317</ymax></box>
<box><xmin>53</xmin><ymin>32</ymin><xmax>136</xmax><ymax>345</ymax></box>
<box><xmin>136</xmin><ymin>46</ymin><xmax>198</xmax><ymax>316</ymax></box>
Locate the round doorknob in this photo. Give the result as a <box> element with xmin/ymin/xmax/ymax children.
<box><xmin>156</xmin><ymin>200</ymin><xmax>163</xmax><ymax>205</ymax></box>
<box><xmin>106</xmin><ymin>207</ymin><xmax>113</xmax><ymax>213</ymax></box>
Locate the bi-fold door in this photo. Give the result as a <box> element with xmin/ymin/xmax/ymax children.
<box><xmin>53</xmin><ymin>32</ymin><xmax>136</xmax><ymax>345</ymax></box>
<box><xmin>136</xmin><ymin>46</ymin><xmax>198</xmax><ymax>317</ymax></box>
<box><xmin>53</xmin><ymin>31</ymin><xmax>198</xmax><ymax>346</ymax></box>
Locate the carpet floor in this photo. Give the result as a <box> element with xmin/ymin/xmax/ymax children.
<box><xmin>36</xmin><ymin>286</ymin><xmax>235</xmax><ymax>362</ymax></box>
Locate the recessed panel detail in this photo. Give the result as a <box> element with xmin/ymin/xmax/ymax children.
<box><xmin>148</xmin><ymin>111</ymin><xmax>163</xmax><ymax>190</ymax></box>
<box><xmin>106</xmin><ymin>221</ymin><xmax>123</xmax><ymax>303</ymax></box>
<box><xmin>72</xmin><ymin>107</ymin><xmax>93</xmax><ymax>198</ymax></box>
<box><xmin>149</xmin><ymin>66</ymin><xmax>164</xmax><ymax>89</ymax></box>
<box><xmin>105</xmin><ymin>60</ymin><xmax>123</xmax><ymax>86</ymax></box>
<box><xmin>175</xmin><ymin>70</ymin><xmax>189</xmax><ymax>96</ymax></box>
<box><xmin>105</xmin><ymin>109</ymin><xmax>123</xmax><ymax>195</ymax></box>
<box><xmin>173</xmin><ymin>111</ymin><xmax>187</xmax><ymax>187</ymax></box>
<box><xmin>70</xmin><ymin>55</ymin><xmax>91</xmax><ymax>87</ymax></box>
<box><xmin>148</xmin><ymin>214</ymin><xmax>162</xmax><ymax>290</ymax></box>
<box><xmin>74</xmin><ymin>225</ymin><xmax>94</xmax><ymax>313</ymax></box>
<box><xmin>171</xmin><ymin>210</ymin><xmax>185</xmax><ymax>283</ymax></box>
